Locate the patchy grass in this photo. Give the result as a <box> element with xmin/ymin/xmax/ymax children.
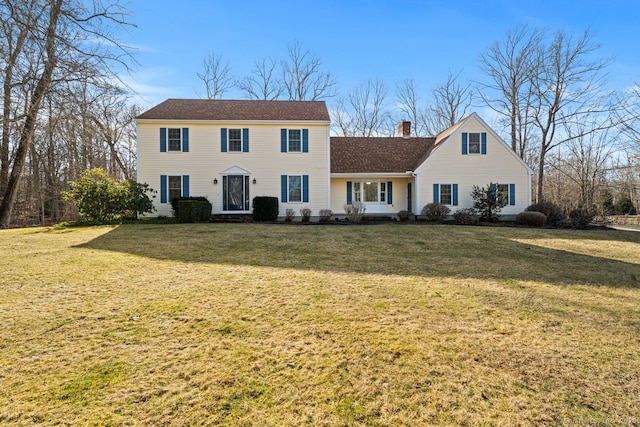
<box><xmin>0</xmin><ymin>224</ymin><xmax>639</xmax><ymax>425</ymax></box>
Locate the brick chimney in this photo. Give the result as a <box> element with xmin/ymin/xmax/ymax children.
<box><xmin>398</xmin><ymin>121</ymin><xmax>411</xmax><ymax>138</ymax></box>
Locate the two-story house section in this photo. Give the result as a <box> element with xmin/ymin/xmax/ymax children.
<box><xmin>136</xmin><ymin>99</ymin><xmax>331</xmax><ymax>217</ymax></box>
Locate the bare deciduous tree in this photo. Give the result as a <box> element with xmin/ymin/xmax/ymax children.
<box><xmin>479</xmin><ymin>26</ymin><xmax>616</xmax><ymax>202</ymax></box>
<box><xmin>531</xmin><ymin>29</ymin><xmax>614</xmax><ymax>203</ymax></box>
<box><xmin>430</xmin><ymin>71</ymin><xmax>473</xmax><ymax>131</ymax></box>
<box><xmin>395</xmin><ymin>78</ymin><xmax>429</xmax><ymax>136</ymax></box>
<box><xmin>236</xmin><ymin>57</ymin><xmax>283</xmax><ymax>100</ymax></box>
<box><xmin>196</xmin><ymin>52</ymin><xmax>233</xmax><ymax>99</ymax></box>
<box><xmin>331</xmin><ymin>78</ymin><xmax>392</xmax><ymax>137</ymax></box>
<box><xmin>548</xmin><ymin>122</ymin><xmax>614</xmax><ymax>208</ymax></box>
<box><xmin>281</xmin><ymin>40</ymin><xmax>336</xmax><ymax>101</ymax></box>
<box><xmin>0</xmin><ymin>0</ymin><xmax>135</xmax><ymax>227</ymax></box>
<box><xmin>478</xmin><ymin>25</ymin><xmax>542</xmax><ymax>158</ymax></box>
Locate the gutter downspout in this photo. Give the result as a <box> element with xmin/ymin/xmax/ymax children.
<box><xmin>410</xmin><ymin>171</ymin><xmax>418</xmax><ymax>215</ymax></box>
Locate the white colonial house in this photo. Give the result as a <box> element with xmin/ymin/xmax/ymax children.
<box><xmin>136</xmin><ymin>99</ymin><xmax>532</xmax><ymax>219</ymax></box>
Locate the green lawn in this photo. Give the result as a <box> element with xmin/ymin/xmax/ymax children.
<box><xmin>0</xmin><ymin>223</ymin><xmax>639</xmax><ymax>425</ymax></box>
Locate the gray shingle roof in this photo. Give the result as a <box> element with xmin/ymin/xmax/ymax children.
<box><xmin>330</xmin><ymin>137</ymin><xmax>437</xmax><ymax>173</ymax></box>
<box><xmin>136</xmin><ymin>99</ymin><xmax>330</xmax><ymax>122</ymax></box>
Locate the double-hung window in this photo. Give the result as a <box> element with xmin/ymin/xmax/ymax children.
<box><xmin>281</xmin><ymin>174</ymin><xmax>309</xmax><ymax>203</ymax></box>
<box><xmin>433</xmin><ymin>183</ymin><xmax>458</xmax><ymax>206</ymax></box>
<box><xmin>288</xmin><ymin>130</ymin><xmax>301</xmax><ymax>152</ymax></box>
<box><xmin>160</xmin><ymin>127</ymin><xmax>189</xmax><ymax>152</ymax></box>
<box><xmin>288</xmin><ymin>175</ymin><xmax>302</xmax><ymax>202</ymax></box>
<box><xmin>281</xmin><ymin>129</ymin><xmax>309</xmax><ymax>153</ymax></box>
<box><xmin>228</xmin><ymin>129</ymin><xmax>242</xmax><ymax>152</ymax></box>
<box><xmin>221</xmin><ymin>128</ymin><xmax>249</xmax><ymax>152</ymax></box>
<box><xmin>160</xmin><ymin>175</ymin><xmax>189</xmax><ymax>203</ymax></box>
<box><xmin>462</xmin><ymin>132</ymin><xmax>486</xmax><ymax>155</ymax></box>
<box><xmin>494</xmin><ymin>183</ymin><xmax>515</xmax><ymax>206</ymax></box>
<box><xmin>440</xmin><ymin>184</ymin><xmax>453</xmax><ymax>205</ymax></box>
<box><xmin>468</xmin><ymin>133</ymin><xmax>480</xmax><ymax>154</ymax></box>
<box><xmin>168</xmin><ymin>176</ymin><xmax>182</xmax><ymax>200</ymax></box>
<box><xmin>168</xmin><ymin>129</ymin><xmax>182</xmax><ymax>151</ymax></box>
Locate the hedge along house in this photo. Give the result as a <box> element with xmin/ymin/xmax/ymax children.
<box><xmin>137</xmin><ymin>100</ymin><xmax>532</xmax><ymax>219</ymax></box>
<box><xmin>136</xmin><ymin>99</ymin><xmax>331</xmax><ymax>218</ymax></box>
<box><xmin>330</xmin><ymin>113</ymin><xmax>533</xmax><ymax>219</ymax></box>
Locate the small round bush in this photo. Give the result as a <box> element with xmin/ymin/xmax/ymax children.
<box><xmin>421</xmin><ymin>202</ymin><xmax>451</xmax><ymax>221</ymax></box>
<box><xmin>516</xmin><ymin>211</ymin><xmax>547</xmax><ymax>227</ymax></box>
<box><xmin>453</xmin><ymin>208</ymin><xmax>478</xmax><ymax>225</ymax></box>
<box><xmin>525</xmin><ymin>201</ymin><xmax>565</xmax><ymax>225</ymax></box>
<box><xmin>568</xmin><ymin>208</ymin><xmax>594</xmax><ymax>229</ymax></box>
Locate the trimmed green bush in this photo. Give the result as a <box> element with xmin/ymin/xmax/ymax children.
<box><xmin>177</xmin><ymin>199</ymin><xmax>212</xmax><ymax>223</ymax></box>
<box><xmin>516</xmin><ymin>211</ymin><xmax>547</xmax><ymax>227</ymax></box>
<box><xmin>525</xmin><ymin>201</ymin><xmax>565</xmax><ymax>225</ymax></box>
<box><xmin>171</xmin><ymin>196</ymin><xmax>209</xmax><ymax>218</ymax></box>
<box><xmin>253</xmin><ymin>196</ymin><xmax>279</xmax><ymax>221</ymax></box>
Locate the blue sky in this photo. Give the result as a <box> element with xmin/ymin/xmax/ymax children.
<box><xmin>124</xmin><ymin>0</ymin><xmax>640</xmax><ymax>108</ymax></box>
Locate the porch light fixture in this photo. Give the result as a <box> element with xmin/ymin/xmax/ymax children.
<box><xmin>252</xmin><ymin>178</ymin><xmax>257</xmax><ymax>184</ymax></box>
<box><xmin>213</xmin><ymin>178</ymin><xmax>218</xmax><ymax>185</ymax></box>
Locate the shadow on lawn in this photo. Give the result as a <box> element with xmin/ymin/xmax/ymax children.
<box><xmin>75</xmin><ymin>223</ymin><xmax>640</xmax><ymax>288</ymax></box>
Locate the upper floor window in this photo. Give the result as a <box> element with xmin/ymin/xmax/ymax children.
<box><xmin>160</xmin><ymin>127</ymin><xmax>189</xmax><ymax>152</ymax></box>
<box><xmin>221</xmin><ymin>127</ymin><xmax>249</xmax><ymax>152</ymax></box>
<box><xmin>168</xmin><ymin>128</ymin><xmax>182</xmax><ymax>151</ymax></box>
<box><xmin>468</xmin><ymin>133</ymin><xmax>480</xmax><ymax>154</ymax></box>
<box><xmin>288</xmin><ymin>129</ymin><xmax>302</xmax><ymax>152</ymax></box>
<box><xmin>281</xmin><ymin>128</ymin><xmax>309</xmax><ymax>153</ymax></box>
<box><xmin>228</xmin><ymin>129</ymin><xmax>242</xmax><ymax>152</ymax></box>
<box><xmin>462</xmin><ymin>132</ymin><xmax>486</xmax><ymax>155</ymax></box>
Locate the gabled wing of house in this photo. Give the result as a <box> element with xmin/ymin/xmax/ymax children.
<box><xmin>414</xmin><ymin>112</ymin><xmax>533</xmax><ymax>217</ymax></box>
<box><xmin>329</xmin><ymin>114</ymin><xmax>532</xmax><ymax>218</ymax></box>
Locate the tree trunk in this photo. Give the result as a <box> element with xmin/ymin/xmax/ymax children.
<box><xmin>0</xmin><ymin>0</ymin><xmax>62</xmax><ymax>228</ymax></box>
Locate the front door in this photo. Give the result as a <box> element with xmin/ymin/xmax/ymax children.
<box><xmin>223</xmin><ymin>175</ymin><xmax>250</xmax><ymax>211</ymax></box>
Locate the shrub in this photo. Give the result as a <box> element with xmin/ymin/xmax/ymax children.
<box><xmin>284</xmin><ymin>208</ymin><xmax>295</xmax><ymax>222</ymax></box>
<box><xmin>300</xmin><ymin>208</ymin><xmax>312</xmax><ymax>222</ymax></box>
<box><xmin>515</xmin><ymin>211</ymin><xmax>547</xmax><ymax>227</ymax></box>
<box><xmin>569</xmin><ymin>208</ymin><xmax>594</xmax><ymax>229</ymax></box>
<box><xmin>421</xmin><ymin>202</ymin><xmax>451</xmax><ymax>221</ymax></box>
<box><xmin>253</xmin><ymin>196</ymin><xmax>279</xmax><ymax>221</ymax></box>
<box><xmin>397</xmin><ymin>210</ymin><xmax>411</xmax><ymax>222</ymax></box>
<box><xmin>598</xmin><ymin>189</ymin><xmax>616</xmax><ymax>215</ymax></box>
<box><xmin>471</xmin><ymin>184</ymin><xmax>505</xmax><ymax>222</ymax></box>
<box><xmin>171</xmin><ymin>196</ymin><xmax>209</xmax><ymax>218</ymax></box>
<box><xmin>177</xmin><ymin>199</ymin><xmax>212</xmax><ymax>223</ymax></box>
<box><xmin>344</xmin><ymin>202</ymin><xmax>366</xmax><ymax>223</ymax></box>
<box><xmin>525</xmin><ymin>201</ymin><xmax>565</xmax><ymax>225</ymax></box>
<box><xmin>62</xmin><ymin>168</ymin><xmax>156</xmax><ymax>222</ymax></box>
<box><xmin>453</xmin><ymin>208</ymin><xmax>478</xmax><ymax>225</ymax></box>
<box><xmin>616</xmin><ymin>193</ymin><xmax>638</xmax><ymax>215</ymax></box>
<box><xmin>319</xmin><ymin>209</ymin><xmax>333</xmax><ymax>222</ymax></box>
